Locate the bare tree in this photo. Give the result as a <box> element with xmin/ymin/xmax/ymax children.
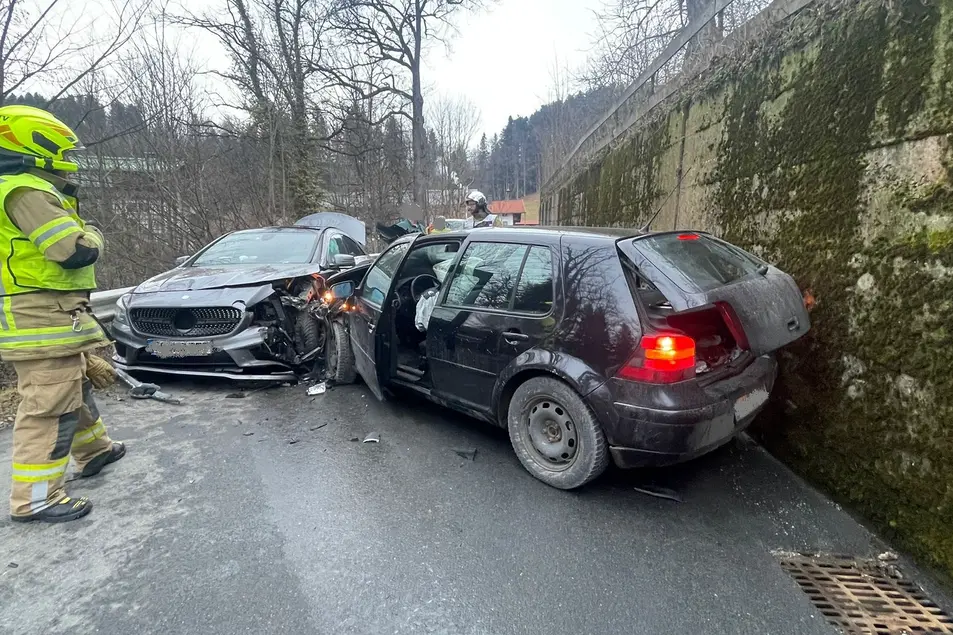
<box><xmin>178</xmin><ymin>0</ymin><xmax>349</xmax><ymax>217</ymax></box>
<box><xmin>427</xmin><ymin>92</ymin><xmax>480</xmax><ymax>212</ymax></box>
<box><xmin>323</xmin><ymin>0</ymin><xmax>487</xmax><ymax>217</ymax></box>
<box><xmin>0</xmin><ymin>0</ymin><xmax>150</xmax><ymax>105</ymax></box>
<box><xmin>582</xmin><ymin>0</ymin><xmax>772</xmax><ymax>91</ymax></box>
<box><xmin>583</xmin><ymin>0</ymin><xmax>688</xmax><ymax>91</ymax></box>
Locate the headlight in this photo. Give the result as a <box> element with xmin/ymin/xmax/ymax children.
<box><xmin>113</xmin><ymin>293</ymin><xmax>131</xmax><ymax>325</ymax></box>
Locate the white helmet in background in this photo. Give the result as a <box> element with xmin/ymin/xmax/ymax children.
<box><xmin>465</xmin><ymin>190</ymin><xmax>487</xmax><ymax>206</ymax></box>
<box><xmin>464</xmin><ymin>190</ymin><xmax>490</xmax><ymax>219</ymax></box>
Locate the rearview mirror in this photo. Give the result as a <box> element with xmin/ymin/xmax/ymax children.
<box><xmin>175</xmin><ymin>255</ymin><xmax>190</xmax><ymax>266</ymax></box>
<box><xmin>331</xmin><ymin>254</ymin><xmax>356</xmax><ymax>268</ymax></box>
<box><xmin>330</xmin><ymin>281</ymin><xmax>354</xmax><ymax>299</ymax></box>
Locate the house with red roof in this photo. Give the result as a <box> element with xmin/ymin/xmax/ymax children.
<box><xmin>488</xmin><ymin>199</ymin><xmax>525</xmax><ymax>226</ymax></box>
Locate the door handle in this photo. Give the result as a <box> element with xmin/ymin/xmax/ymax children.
<box><xmin>503</xmin><ymin>331</ymin><xmax>529</xmax><ymax>343</ymax></box>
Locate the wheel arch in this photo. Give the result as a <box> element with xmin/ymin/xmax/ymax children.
<box><xmin>493</xmin><ymin>350</ymin><xmax>612</xmax><ymax>428</ymax></box>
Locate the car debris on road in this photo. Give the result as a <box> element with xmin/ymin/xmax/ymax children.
<box><xmin>453</xmin><ymin>447</ymin><xmax>478</xmax><ymax>461</ymax></box>
<box><xmin>114</xmin><ymin>368</ymin><xmax>181</xmax><ymax>405</ymax></box>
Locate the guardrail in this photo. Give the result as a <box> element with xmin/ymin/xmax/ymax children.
<box><xmin>90</xmin><ymin>287</ymin><xmax>134</xmax><ymax>323</ymax></box>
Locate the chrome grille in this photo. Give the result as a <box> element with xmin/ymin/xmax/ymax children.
<box><xmin>130</xmin><ymin>307</ymin><xmax>242</xmax><ymax>338</ymax></box>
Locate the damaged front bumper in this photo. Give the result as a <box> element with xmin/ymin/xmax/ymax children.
<box><xmin>110</xmin><ymin>319</ymin><xmax>299</xmax><ymax>382</ymax></box>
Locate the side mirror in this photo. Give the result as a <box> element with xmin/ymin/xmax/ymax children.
<box><xmin>175</xmin><ymin>255</ymin><xmax>190</xmax><ymax>266</ymax></box>
<box><xmin>332</xmin><ymin>254</ymin><xmax>356</xmax><ymax>268</ymax></box>
<box><xmin>330</xmin><ymin>281</ymin><xmax>355</xmax><ymax>299</ymax></box>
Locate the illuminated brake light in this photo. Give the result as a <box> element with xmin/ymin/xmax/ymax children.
<box><xmin>616</xmin><ymin>334</ymin><xmax>696</xmax><ymax>383</ymax></box>
<box><xmin>677</xmin><ymin>233</ymin><xmax>699</xmax><ymax>240</ymax></box>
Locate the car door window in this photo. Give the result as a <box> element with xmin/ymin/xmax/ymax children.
<box><xmin>339</xmin><ymin>235</ymin><xmax>365</xmax><ymax>256</ymax></box>
<box><xmin>327</xmin><ymin>234</ymin><xmax>340</xmax><ymax>259</ymax></box>
<box><xmin>512</xmin><ymin>246</ymin><xmax>554</xmax><ymax>314</ymax></box>
<box><xmin>444</xmin><ymin>242</ymin><xmax>527</xmax><ymax>310</ymax></box>
<box><xmin>362</xmin><ymin>242</ymin><xmax>410</xmax><ymax>307</ymax></box>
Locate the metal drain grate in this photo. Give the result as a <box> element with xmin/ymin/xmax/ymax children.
<box><xmin>779</xmin><ymin>553</ymin><xmax>953</xmax><ymax>635</ymax></box>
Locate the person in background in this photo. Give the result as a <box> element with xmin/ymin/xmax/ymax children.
<box><xmin>0</xmin><ymin>104</ymin><xmax>123</xmax><ymax>524</ymax></box>
<box><xmin>464</xmin><ymin>190</ymin><xmax>502</xmax><ymax>228</ymax></box>
<box><xmin>428</xmin><ymin>216</ymin><xmax>450</xmax><ymax>234</ymax></box>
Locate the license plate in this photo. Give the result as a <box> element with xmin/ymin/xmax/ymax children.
<box><xmin>733</xmin><ymin>387</ymin><xmax>769</xmax><ymax>421</ymax></box>
<box><xmin>145</xmin><ymin>339</ymin><xmax>213</xmax><ymax>359</ymax></box>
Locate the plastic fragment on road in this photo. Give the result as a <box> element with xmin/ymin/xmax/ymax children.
<box><xmin>307</xmin><ymin>382</ymin><xmax>327</xmax><ymax>396</ymax></box>
<box><xmin>632</xmin><ymin>484</ymin><xmax>682</xmax><ymax>502</ymax></box>
<box><xmin>310</xmin><ymin>423</ymin><xmax>327</xmax><ymax>431</ymax></box>
<box><xmin>363</xmin><ymin>432</ymin><xmax>380</xmax><ymax>443</ymax></box>
<box><xmin>453</xmin><ymin>447</ymin><xmax>478</xmax><ymax>461</ymax></box>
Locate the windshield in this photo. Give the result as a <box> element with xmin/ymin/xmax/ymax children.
<box><xmin>190</xmin><ymin>229</ymin><xmax>319</xmax><ymax>266</ymax></box>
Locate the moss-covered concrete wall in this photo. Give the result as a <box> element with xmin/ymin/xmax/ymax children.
<box><xmin>543</xmin><ymin>0</ymin><xmax>953</xmax><ymax>576</ymax></box>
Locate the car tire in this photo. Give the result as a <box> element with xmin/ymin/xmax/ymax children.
<box><xmin>294</xmin><ymin>315</ymin><xmax>323</xmax><ymax>356</ymax></box>
<box><xmin>507</xmin><ymin>376</ymin><xmax>609</xmax><ymax>490</ymax></box>
<box><xmin>326</xmin><ymin>320</ymin><xmax>356</xmax><ymax>384</ymax></box>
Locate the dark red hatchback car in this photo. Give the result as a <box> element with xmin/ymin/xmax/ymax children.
<box><xmin>326</xmin><ymin>226</ymin><xmax>811</xmax><ymax>489</ymax></box>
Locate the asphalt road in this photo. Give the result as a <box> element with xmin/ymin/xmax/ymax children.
<box><xmin>1</xmin><ymin>379</ymin><xmax>950</xmax><ymax>635</ymax></box>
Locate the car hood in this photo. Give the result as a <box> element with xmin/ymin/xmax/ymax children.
<box><xmin>134</xmin><ymin>263</ymin><xmax>324</xmax><ymax>293</ymax></box>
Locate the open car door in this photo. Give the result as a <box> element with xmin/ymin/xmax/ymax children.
<box><xmin>347</xmin><ymin>241</ymin><xmax>412</xmax><ymax>400</ymax></box>
<box><xmin>617</xmin><ymin>231</ymin><xmax>810</xmax><ymax>356</ymax></box>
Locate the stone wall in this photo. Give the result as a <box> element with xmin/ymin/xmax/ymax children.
<box><xmin>541</xmin><ymin>0</ymin><xmax>953</xmax><ymax>576</ymax></box>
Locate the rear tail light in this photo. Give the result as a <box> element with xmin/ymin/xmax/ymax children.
<box><xmin>616</xmin><ymin>333</ymin><xmax>696</xmax><ymax>383</ymax></box>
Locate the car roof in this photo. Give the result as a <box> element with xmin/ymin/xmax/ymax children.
<box><xmin>231</xmin><ymin>225</ymin><xmax>327</xmax><ymax>233</ymax></box>
<box><xmin>408</xmin><ymin>225</ymin><xmax>700</xmax><ymax>245</ymax></box>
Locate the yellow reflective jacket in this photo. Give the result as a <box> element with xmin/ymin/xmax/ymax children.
<box><xmin>0</xmin><ymin>171</ymin><xmax>106</xmax><ymax>359</ymax></box>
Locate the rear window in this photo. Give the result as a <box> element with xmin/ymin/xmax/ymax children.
<box><xmin>630</xmin><ymin>233</ymin><xmax>764</xmax><ymax>293</ymax></box>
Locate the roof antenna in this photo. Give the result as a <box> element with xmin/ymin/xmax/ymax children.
<box><xmin>639</xmin><ymin>165</ymin><xmax>694</xmax><ymax>233</ymax></box>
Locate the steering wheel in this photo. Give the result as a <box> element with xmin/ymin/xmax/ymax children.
<box><xmin>410</xmin><ymin>274</ymin><xmax>439</xmax><ymax>303</ymax></box>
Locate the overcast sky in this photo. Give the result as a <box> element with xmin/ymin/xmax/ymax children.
<box><xmin>179</xmin><ymin>0</ymin><xmax>603</xmax><ymax>141</ymax></box>
<box><xmin>423</xmin><ymin>0</ymin><xmax>601</xmax><ymax>138</ymax></box>
<box><xmin>28</xmin><ymin>0</ymin><xmax>603</xmax><ymax>143</ymax></box>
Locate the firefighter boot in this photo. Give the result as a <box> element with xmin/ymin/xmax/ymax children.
<box><xmin>11</xmin><ymin>495</ymin><xmax>92</xmax><ymax>523</ymax></box>
<box><xmin>73</xmin><ymin>368</ymin><xmax>125</xmax><ymax>478</ymax></box>
<box><xmin>79</xmin><ymin>442</ymin><xmax>125</xmax><ymax>478</ymax></box>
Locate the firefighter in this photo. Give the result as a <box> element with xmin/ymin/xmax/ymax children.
<box><xmin>0</xmin><ymin>104</ymin><xmax>124</xmax><ymax>523</ymax></box>
<box><xmin>428</xmin><ymin>215</ymin><xmax>450</xmax><ymax>234</ymax></box>
<box><xmin>464</xmin><ymin>190</ymin><xmax>502</xmax><ymax>228</ymax></box>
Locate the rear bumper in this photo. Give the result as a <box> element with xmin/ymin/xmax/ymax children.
<box><xmin>110</xmin><ymin>320</ymin><xmax>297</xmax><ymax>381</ymax></box>
<box><xmin>605</xmin><ymin>355</ymin><xmax>778</xmax><ymax>468</ymax></box>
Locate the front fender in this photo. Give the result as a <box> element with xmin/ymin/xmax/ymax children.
<box><xmin>492</xmin><ymin>349</ymin><xmax>618</xmax><ymax>429</ymax></box>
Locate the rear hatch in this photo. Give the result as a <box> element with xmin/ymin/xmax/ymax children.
<box><xmin>617</xmin><ymin>231</ymin><xmax>810</xmax><ymax>357</ymax></box>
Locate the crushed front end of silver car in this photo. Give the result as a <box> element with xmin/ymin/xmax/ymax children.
<box><xmin>110</xmin><ymin>214</ymin><xmax>372</xmax><ymax>382</ymax></box>
<box><xmin>110</xmin><ymin>270</ymin><xmax>337</xmax><ymax>382</ymax></box>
